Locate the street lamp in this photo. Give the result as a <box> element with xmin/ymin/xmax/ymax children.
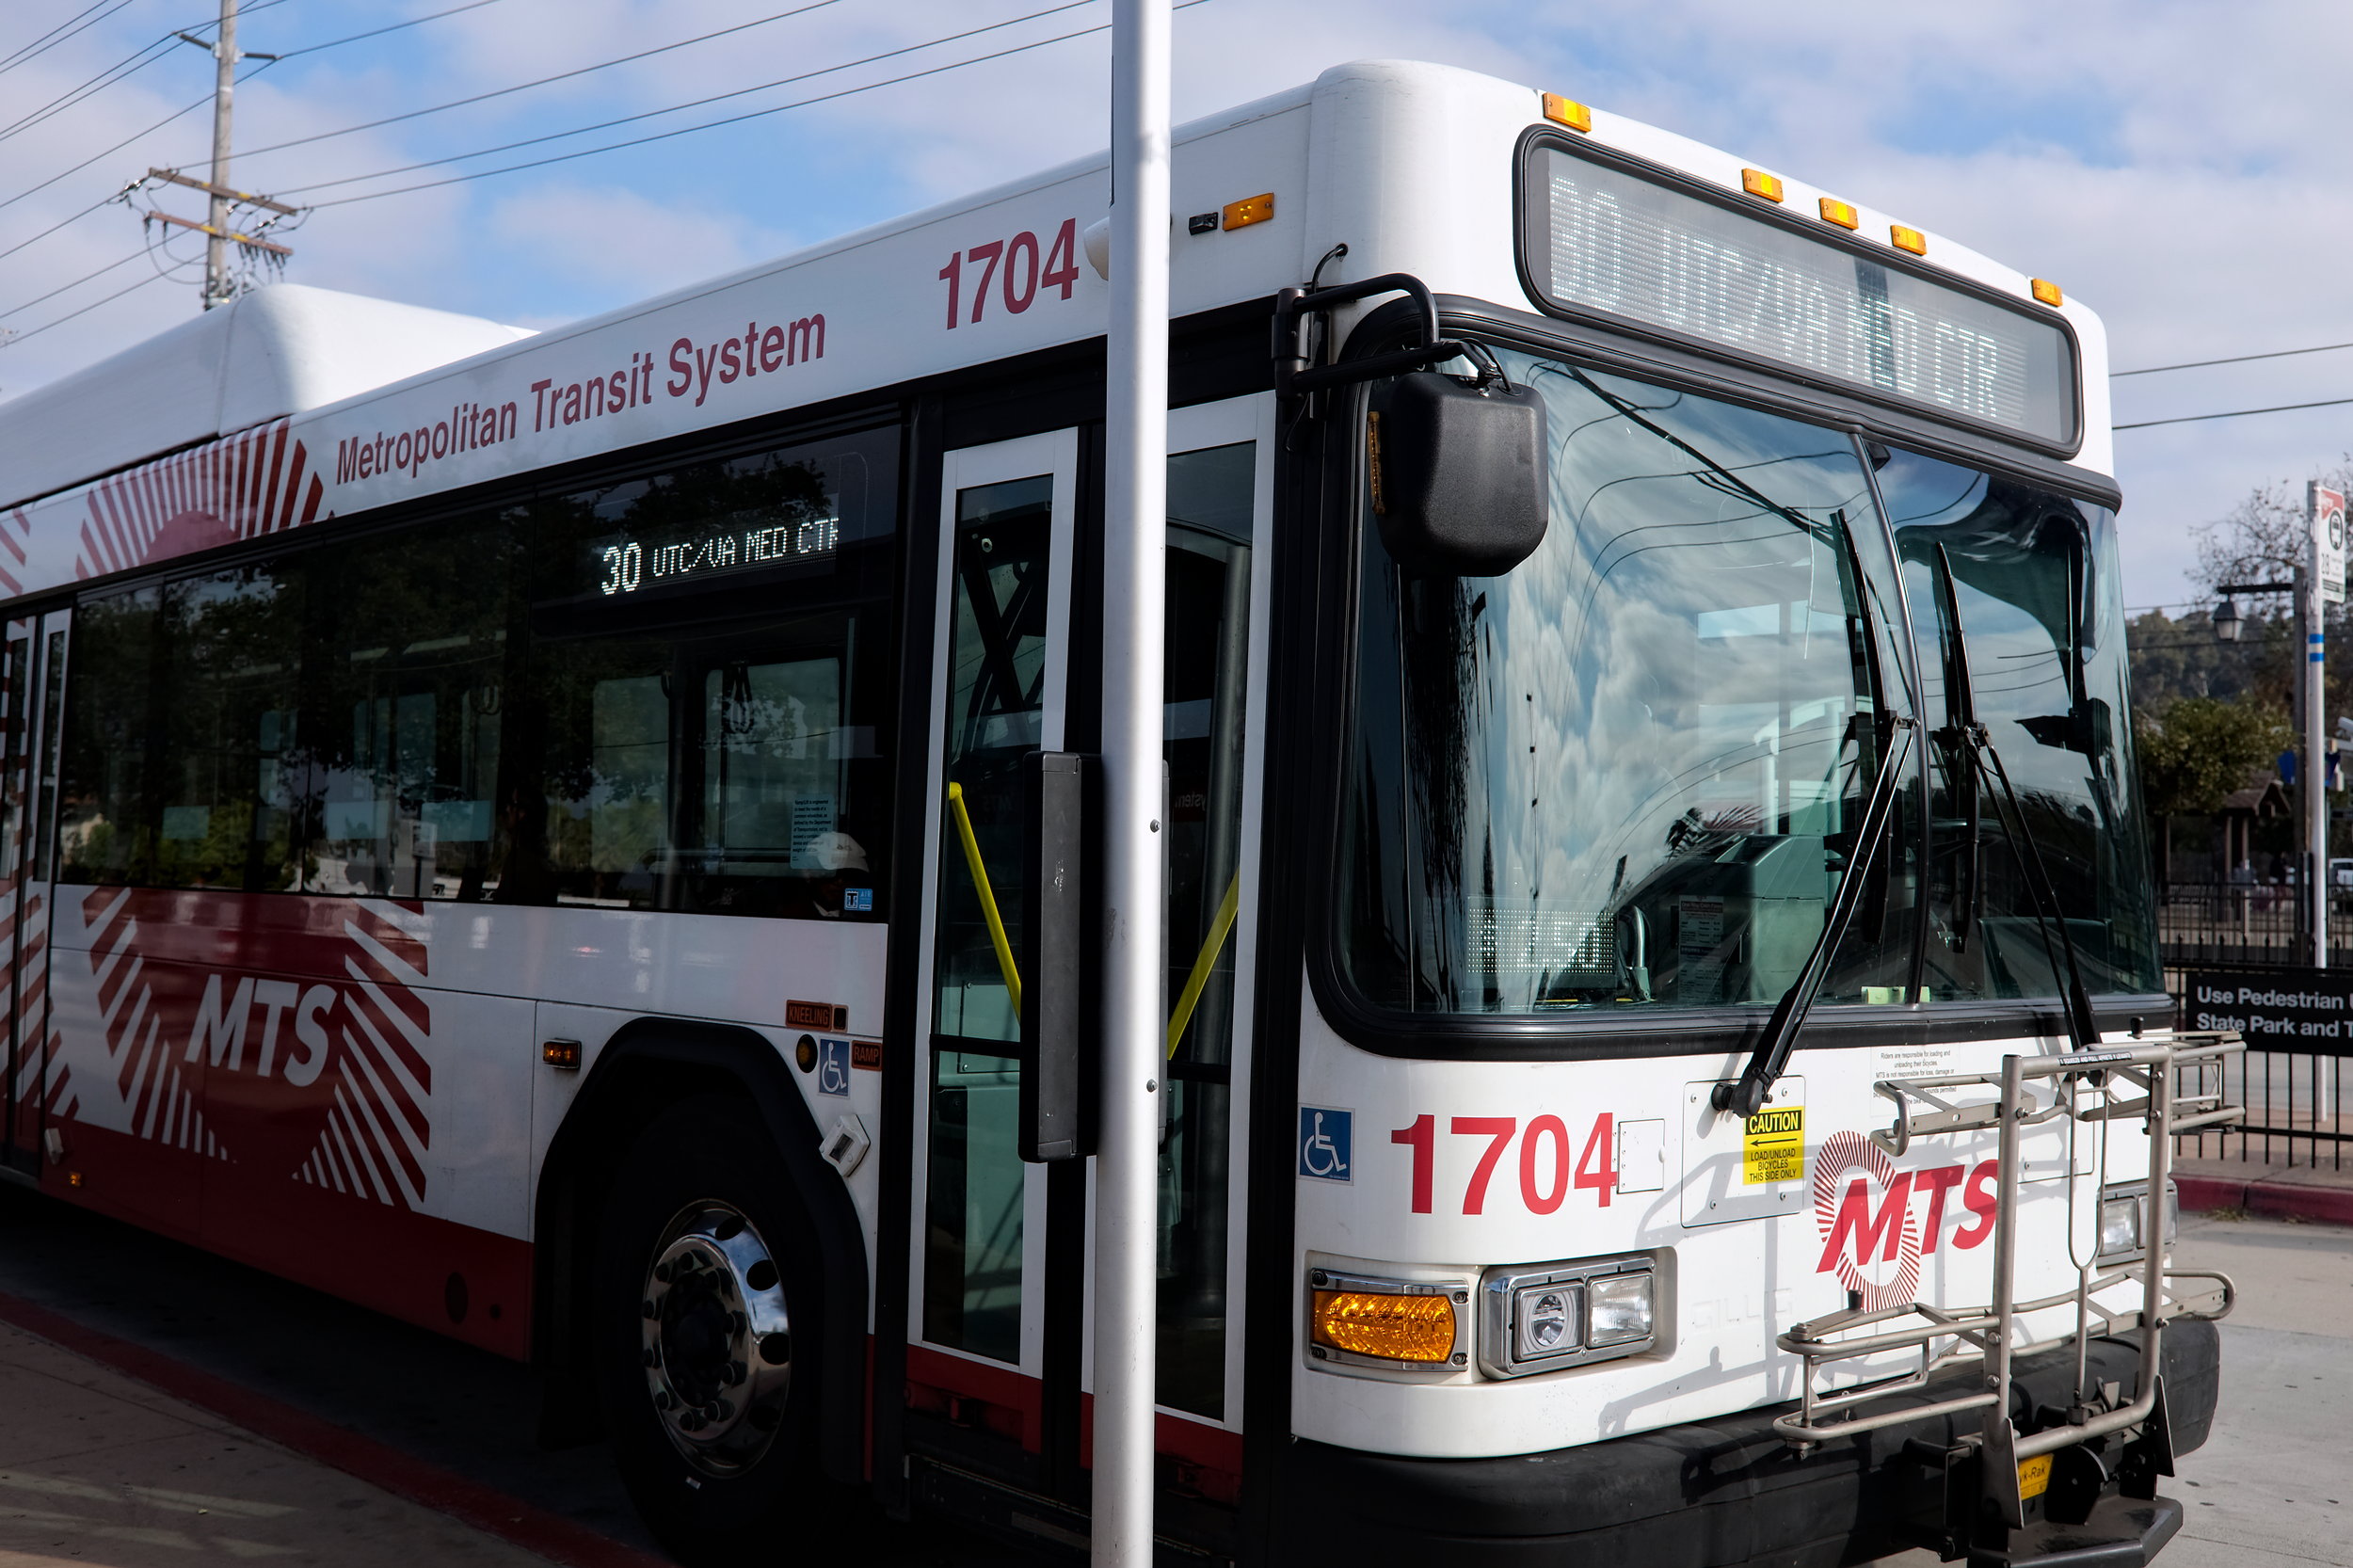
<box><xmin>2213</xmin><ymin>581</ymin><xmax>2297</xmax><ymax>644</ymax></box>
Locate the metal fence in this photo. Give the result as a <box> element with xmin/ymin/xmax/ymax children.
<box><xmin>2166</xmin><ymin>1036</ymin><xmax>2346</xmax><ymax>1173</ymax></box>
<box><xmin>2161</xmin><ymin>888</ymin><xmax>2349</xmax><ymax>1170</ymax></box>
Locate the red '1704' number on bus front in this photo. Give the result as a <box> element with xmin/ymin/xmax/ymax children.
<box><xmin>939</xmin><ymin>219</ymin><xmax>1081</xmax><ymax>328</ymax></box>
<box><xmin>1390</xmin><ymin>1113</ymin><xmax>1618</xmax><ymax>1215</ymax></box>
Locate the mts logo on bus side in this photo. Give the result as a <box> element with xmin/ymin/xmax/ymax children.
<box><xmin>184</xmin><ymin>974</ymin><xmax>345</xmax><ymax>1085</ymax></box>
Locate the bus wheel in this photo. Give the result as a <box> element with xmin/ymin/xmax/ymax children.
<box><xmin>593</xmin><ymin>1093</ymin><xmax>830</xmax><ymax>1563</ymax></box>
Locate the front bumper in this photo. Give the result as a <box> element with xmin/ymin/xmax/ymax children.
<box><xmin>1273</xmin><ymin>1319</ymin><xmax>2219</xmax><ymax>1567</ymax></box>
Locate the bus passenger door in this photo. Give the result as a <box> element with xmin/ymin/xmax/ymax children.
<box><xmin>2</xmin><ymin>610</ymin><xmax>67</xmax><ymax>1178</ymax></box>
<box><xmin>908</xmin><ymin>430</ymin><xmax>1077</xmax><ymax>1482</ymax></box>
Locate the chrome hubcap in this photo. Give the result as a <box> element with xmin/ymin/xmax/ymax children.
<box><xmin>639</xmin><ymin>1201</ymin><xmax>792</xmax><ymax>1476</ymax></box>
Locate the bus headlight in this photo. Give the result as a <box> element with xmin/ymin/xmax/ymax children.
<box><xmin>1306</xmin><ymin>1269</ymin><xmax>1468</xmax><ymax>1368</ymax></box>
<box><xmin>2097</xmin><ymin>1181</ymin><xmax>2178</xmax><ymax>1263</ymax></box>
<box><xmin>1480</xmin><ymin>1254</ymin><xmax>1659</xmax><ymax>1379</ymax></box>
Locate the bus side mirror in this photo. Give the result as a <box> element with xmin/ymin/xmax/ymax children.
<box><xmin>1020</xmin><ymin>751</ymin><xmax>1096</xmax><ymax>1162</ymax></box>
<box><xmin>1367</xmin><ymin>371</ymin><xmax>1549</xmax><ymax>576</ymax></box>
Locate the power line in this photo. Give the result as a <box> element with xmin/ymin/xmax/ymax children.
<box><xmin>231</xmin><ymin>0</ymin><xmax>840</xmax><ymax>165</ymax></box>
<box><xmin>0</xmin><ymin>0</ymin><xmax>482</xmax><ymax>236</ymax></box>
<box><xmin>0</xmin><ymin>0</ymin><xmax>141</xmax><ymax>82</ymax></box>
<box><xmin>272</xmin><ymin>0</ymin><xmax>500</xmax><ymax>60</ymax></box>
<box><xmin>0</xmin><ymin>245</ymin><xmax>148</xmax><ymax>320</ymax></box>
<box><xmin>0</xmin><ymin>190</ymin><xmax>120</xmax><ymax>263</ymax></box>
<box><xmin>296</xmin><ymin>0</ymin><xmax>1189</xmax><ymax>207</ymax></box>
<box><xmin>0</xmin><ymin>0</ymin><xmax>299</xmax><ymax>145</ymax></box>
<box><xmin>2114</xmin><ymin>397</ymin><xmax>2353</xmax><ymax>431</ymax></box>
<box><xmin>2</xmin><ymin>267</ymin><xmax>168</xmax><ymax>347</ymax></box>
<box><xmin>2117</xmin><ymin>340</ymin><xmax>2353</xmax><ymax>377</ymax></box>
<box><xmin>270</xmin><ymin>0</ymin><xmax>1094</xmax><ymax>194</ymax></box>
<box><xmin>0</xmin><ymin>4</ymin><xmax>118</xmax><ymax>73</ymax></box>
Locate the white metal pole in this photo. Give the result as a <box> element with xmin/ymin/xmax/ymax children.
<box><xmin>2310</xmin><ymin>576</ymin><xmax>2328</xmax><ymax>968</ymax></box>
<box><xmin>1095</xmin><ymin>2</ymin><xmax>1168</xmax><ymax>1564</ymax></box>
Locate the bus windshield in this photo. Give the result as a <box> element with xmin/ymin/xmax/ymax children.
<box><xmin>1336</xmin><ymin>350</ymin><xmax>2157</xmax><ymax>1019</ymax></box>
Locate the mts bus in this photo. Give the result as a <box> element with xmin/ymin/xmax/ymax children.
<box><xmin>0</xmin><ymin>59</ymin><xmax>2237</xmax><ymax>1568</ymax></box>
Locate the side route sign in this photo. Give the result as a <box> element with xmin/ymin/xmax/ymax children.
<box><xmin>2181</xmin><ymin>967</ymin><xmax>2353</xmax><ymax>1053</ymax></box>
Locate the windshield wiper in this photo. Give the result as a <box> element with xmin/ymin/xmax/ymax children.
<box><xmin>1713</xmin><ymin>714</ymin><xmax>1914</xmax><ymax>1118</ymax></box>
<box><xmin>1928</xmin><ymin>544</ymin><xmax>2102</xmax><ymax>1054</ymax></box>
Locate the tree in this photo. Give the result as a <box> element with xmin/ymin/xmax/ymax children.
<box><xmin>2136</xmin><ymin>696</ymin><xmax>2293</xmax><ymax>880</ymax></box>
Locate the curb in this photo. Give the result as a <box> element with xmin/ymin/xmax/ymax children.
<box><xmin>2176</xmin><ymin>1173</ymin><xmax>2353</xmax><ymax>1227</ymax></box>
<box><xmin>0</xmin><ymin>1287</ymin><xmax>673</xmax><ymax>1568</ymax></box>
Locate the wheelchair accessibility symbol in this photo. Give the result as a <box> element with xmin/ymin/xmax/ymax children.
<box><xmin>816</xmin><ymin>1037</ymin><xmax>853</xmax><ymax>1096</ymax></box>
<box><xmin>1297</xmin><ymin>1107</ymin><xmax>1353</xmax><ymax>1182</ymax></box>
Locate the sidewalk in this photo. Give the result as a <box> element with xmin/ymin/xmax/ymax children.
<box><xmin>2174</xmin><ymin>1153</ymin><xmax>2353</xmax><ymax>1226</ymax></box>
<box><xmin>0</xmin><ymin>1320</ymin><xmax>561</xmax><ymax>1566</ymax></box>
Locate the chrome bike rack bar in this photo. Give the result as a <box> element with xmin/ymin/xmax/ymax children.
<box><xmin>1771</xmin><ymin>1032</ymin><xmax>2243</xmax><ymax>1528</ymax></box>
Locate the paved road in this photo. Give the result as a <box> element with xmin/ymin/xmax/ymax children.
<box><xmin>1871</xmin><ymin>1208</ymin><xmax>2353</xmax><ymax>1568</ymax></box>
<box><xmin>2</xmin><ymin>1182</ymin><xmax>2344</xmax><ymax>1567</ymax></box>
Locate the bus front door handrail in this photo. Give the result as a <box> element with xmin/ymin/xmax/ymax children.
<box><xmin>947</xmin><ymin>781</ymin><xmax>1023</xmax><ymax>1014</ymax></box>
<box><xmin>1167</xmin><ymin>872</ymin><xmax>1241</xmax><ymax>1059</ymax></box>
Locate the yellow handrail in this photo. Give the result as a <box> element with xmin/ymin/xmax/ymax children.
<box><xmin>1167</xmin><ymin>872</ymin><xmax>1241</xmax><ymax>1059</ymax></box>
<box><xmin>946</xmin><ymin>782</ymin><xmax>1022</xmax><ymax>1014</ymax></box>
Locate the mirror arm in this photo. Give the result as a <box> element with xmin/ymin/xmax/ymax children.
<box><xmin>1274</xmin><ymin>273</ymin><xmax>1467</xmax><ymax>398</ymax></box>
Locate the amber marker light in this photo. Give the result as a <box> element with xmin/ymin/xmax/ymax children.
<box><xmin>1818</xmin><ymin>197</ymin><xmax>1859</xmax><ymax>230</ymax></box>
<box><xmin>1222</xmin><ymin>193</ymin><xmax>1274</xmax><ymax>231</ymax></box>
<box><xmin>1740</xmin><ymin>168</ymin><xmax>1785</xmax><ymax>202</ymax></box>
<box><xmin>541</xmin><ymin>1038</ymin><xmax>582</xmax><ymax>1071</ymax></box>
<box><xmin>1311</xmin><ymin>1287</ymin><xmax>1457</xmax><ymax>1363</ymax></box>
<box><xmin>2031</xmin><ymin>278</ymin><xmax>2064</xmax><ymax>307</ymax></box>
<box><xmin>1541</xmin><ymin>92</ymin><xmax>1593</xmax><ymax>133</ymax></box>
<box><xmin>1891</xmin><ymin>225</ymin><xmax>1928</xmax><ymax>255</ymax></box>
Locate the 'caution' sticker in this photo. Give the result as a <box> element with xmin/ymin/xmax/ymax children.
<box><xmin>1741</xmin><ymin>1106</ymin><xmax>1805</xmax><ymax>1185</ymax></box>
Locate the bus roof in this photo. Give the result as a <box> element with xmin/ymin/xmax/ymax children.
<box><xmin>0</xmin><ymin>283</ymin><xmax>532</xmax><ymax>513</ymax></box>
<box><xmin>0</xmin><ymin>60</ymin><xmax>2107</xmax><ymax>601</ymax></box>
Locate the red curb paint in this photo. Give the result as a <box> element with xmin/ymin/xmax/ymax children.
<box><xmin>2175</xmin><ymin>1175</ymin><xmax>2249</xmax><ymax>1212</ymax></box>
<box><xmin>0</xmin><ymin>1287</ymin><xmax>673</xmax><ymax>1568</ymax></box>
<box><xmin>2178</xmin><ymin>1172</ymin><xmax>2353</xmax><ymax>1227</ymax></box>
<box><xmin>2244</xmin><ymin>1181</ymin><xmax>2353</xmax><ymax>1227</ymax></box>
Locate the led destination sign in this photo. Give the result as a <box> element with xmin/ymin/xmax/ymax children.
<box><xmin>1523</xmin><ymin>146</ymin><xmax>2078</xmax><ymax>445</ymax></box>
<box><xmin>594</xmin><ymin>508</ymin><xmax>839</xmax><ymax>598</ymax></box>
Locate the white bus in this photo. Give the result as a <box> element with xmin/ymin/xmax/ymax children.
<box><xmin>0</xmin><ymin>58</ymin><xmax>2236</xmax><ymax>1567</ymax></box>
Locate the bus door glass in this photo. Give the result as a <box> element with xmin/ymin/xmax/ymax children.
<box><xmin>1142</xmin><ymin>399</ymin><xmax>1271</xmax><ymax>1448</ymax></box>
<box><xmin>916</xmin><ymin>431</ymin><xmax>1076</xmax><ymax>1419</ymax></box>
<box><xmin>2</xmin><ymin>610</ymin><xmax>66</xmax><ymax>1172</ymax></box>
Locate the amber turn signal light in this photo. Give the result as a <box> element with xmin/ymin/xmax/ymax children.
<box><xmin>1311</xmin><ymin>1288</ymin><xmax>1457</xmax><ymax>1363</ymax></box>
<box><xmin>1222</xmin><ymin>193</ymin><xmax>1273</xmax><ymax>231</ymax></box>
<box><xmin>1541</xmin><ymin>92</ymin><xmax>1593</xmax><ymax>133</ymax></box>
<box><xmin>541</xmin><ymin>1038</ymin><xmax>582</xmax><ymax>1071</ymax></box>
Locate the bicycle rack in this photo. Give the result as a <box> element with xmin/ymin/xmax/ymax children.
<box><xmin>1770</xmin><ymin>1032</ymin><xmax>2244</xmax><ymax>1534</ymax></box>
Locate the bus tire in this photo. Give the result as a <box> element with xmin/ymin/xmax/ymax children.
<box><xmin>592</xmin><ymin>1090</ymin><xmax>844</xmax><ymax>1563</ymax></box>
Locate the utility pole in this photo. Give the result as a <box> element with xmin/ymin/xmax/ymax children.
<box><xmin>200</xmin><ymin>0</ymin><xmax>238</xmax><ymax>308</ymax></box>
<box><xmin>139</xmin><ymin>0</ymin><xmax>293</xmax><ymax>309</ymax></box>
<box><xmin>1094</xmin><ymin>1</ymin><xmax>1168</xmax><ymax>1564</ymax></box>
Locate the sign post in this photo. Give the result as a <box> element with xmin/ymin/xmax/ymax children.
<box><xmin>1096</xmin><ymin>1</ymin><xmax>1169</xmax><ymax>1562</ymax></box>
<box><xmin>2309</xmin><ymin>483</ymin><xmax>2344</xmax><ymax>967</ymax></box>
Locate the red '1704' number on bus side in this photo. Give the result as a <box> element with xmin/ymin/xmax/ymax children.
<box><xmin>939</xmin><ymin>219</ymin><xmax>1081</xmax><ymax>328</ymax></box>
<box><xmin>1390</xmin><ymin>1113</ymin><xmax>1618</xmax><ymax>1215</ymax></box>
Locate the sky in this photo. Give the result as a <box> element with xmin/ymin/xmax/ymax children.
<box><xmin>2</xmin><ymin>0</ymin><xmax>2350</xmax><ymax>616</ymax></box>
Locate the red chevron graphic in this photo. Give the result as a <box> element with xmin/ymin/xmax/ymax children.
<box><xmin>74</xmin><ymin>418</ymin><xmax>327</xmax><ymax>582</ymax></box>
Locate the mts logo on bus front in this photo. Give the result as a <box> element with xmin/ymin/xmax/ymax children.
<box><xmin>1811</xmin><ymin>1130</ymin><xmax>1999</xmax><ymax>1311</ymax></box>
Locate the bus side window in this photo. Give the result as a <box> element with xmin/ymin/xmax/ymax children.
<box><xmin>59</xmin><ymin>568</ymin><xmax>307</xmax><ymax>894</ymax></box>
<box><xmin>517</xmin><ymin>426</ymin><xmax>898</xmax><ymax>919</ymax></box>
